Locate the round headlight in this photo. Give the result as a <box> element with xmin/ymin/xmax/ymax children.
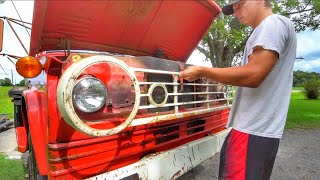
<box><xmin>73</xmin><ymin>77</ymin><xmax>107</xmax><ymax>113</ymax></box>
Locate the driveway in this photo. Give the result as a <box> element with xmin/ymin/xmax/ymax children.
<box><xmin>0</xmin><ymin>127</ymin><xmax>22</xmax><ymax>159</ymax></box>
<box><xmin>178</xmin><ymin>129</ymin><xmax>320</xmax><ymax>180</ymax></box>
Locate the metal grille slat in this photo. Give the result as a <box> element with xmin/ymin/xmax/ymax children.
<box><xmin>138</xmin><ymin>98</ymin><xmax>228</xmax><ymax>110</ymax></box>
<box><xmin>132</xmin><ymin>68</ymin><xmax>180</xmax><ymax>75</ymax></box>
<box><xmin>137</xmin><ymin>82</ymin><xmax>219</xmax><ymax>86</ymax></box>
<box><xmin>140</xmin><ymin>91</ymin><xmax>226</xmax><ymax>97</ymax></box>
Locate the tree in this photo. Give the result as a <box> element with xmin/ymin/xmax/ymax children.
<box><xmin>293</xmin><ymin>70</ymin><xmax>320</xmax><ymax>87</ymax></box>
<box><xmin>18</xmin><ymin>79</ymin><xmax>25</xmax><ymax>86</ymax></box>
<box><xmin>1</xmin><ymin>77</ymin><xmax>12</xmax><ymax>86</ymax></box>
<box><xmin>274</xmin><ymin>0</ymin><xmax>320</xmax><ymax>32</ymax></box>
<box><xmin>198</xmin><ymin>0</ymin><xmax>320</xmax><ymax>68</ymax></box>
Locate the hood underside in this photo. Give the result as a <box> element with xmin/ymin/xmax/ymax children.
<box><xmin>29</xmin><ymin>0</ymin><xmax>221</xmax><ymax>62</ymax></box>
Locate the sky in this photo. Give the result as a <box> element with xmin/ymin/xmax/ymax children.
<box><xmin>0</xmin><ymin>1</ymin><xmax>320</xmax><ymax>84</ymax></box>
<box><xmin>0</xmin><ymin>1</ymin><xmax>33</xmax><ymax>83</ymax></box>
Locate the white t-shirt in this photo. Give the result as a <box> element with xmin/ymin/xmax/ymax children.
<box><xmin>227</xmin><ymin>14</ymin><xmax>297</xmax><ymax>138</ymax></box>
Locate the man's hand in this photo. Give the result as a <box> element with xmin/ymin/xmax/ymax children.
<box><xmin>179</xmin><ymin>66</ymin><xmax>204</xmax><ymax>82</ymax></box>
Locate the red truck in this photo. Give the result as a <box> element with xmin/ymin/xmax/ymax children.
<box><xmin>4</xmin><ymin>1</ymin><xmax>231</xmax><ymax>179</ymax></box>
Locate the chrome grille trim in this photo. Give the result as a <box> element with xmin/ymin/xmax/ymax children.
<box><xmin>128</xmin><ymin>67</ymin><xmax>232</xmax><ymax>126</ymax></box>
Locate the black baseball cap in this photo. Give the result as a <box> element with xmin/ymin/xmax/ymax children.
<box><xmin>222</xmin><ymin>0</ymin><xmax>240</xmax><ymax>15</ymax></box>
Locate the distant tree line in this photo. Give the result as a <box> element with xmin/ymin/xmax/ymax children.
<box><xmin>293</xmin><ymin>70</ymin><xmax>320</xmax><ymax>87</ymax></box>
<box><xmin>0</xmin><ymin>78</ymin><xmax>25</xmax><ymax>86</ymax></box>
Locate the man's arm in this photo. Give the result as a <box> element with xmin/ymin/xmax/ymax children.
<box><xmin>180</xmin><ymin>46</ymin><xmax>279</xmax><ymax>88</ymax></box>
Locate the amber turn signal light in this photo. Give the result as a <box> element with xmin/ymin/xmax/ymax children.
<box><xmin>16</xmin><ymin>56</ymin><xmax>43</xmax><ymax>78</ymax></box>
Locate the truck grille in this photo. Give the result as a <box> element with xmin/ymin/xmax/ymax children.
<box><xmin>129</xmin><ymin>66</ymin><xmax>232</xmax><ymax>127</ymax></box>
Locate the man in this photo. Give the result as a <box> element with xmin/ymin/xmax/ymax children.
<box><xmin>180</xmin><ymin>0</ymin><xmax>297</xmax><ymax>179</ymax></box>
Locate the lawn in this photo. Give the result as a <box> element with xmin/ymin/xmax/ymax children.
<box><xmin>0</xmin><ymin>86</ymin><xmax>14</xmax><ymax>119</ymax></box>
<box><xmin>285</xmin><ymin>92</ymin><xmax>320</xmax><ymax>129</ymax></box>
<box><xmin>0</xmin><ymin>154</ymin><xmax>25</xmax><ymax>180</ymax></box>
<box><xmin>291</xmin><ymin>86</ymin><xmax>303</xmax><ymax>91</ymax></box>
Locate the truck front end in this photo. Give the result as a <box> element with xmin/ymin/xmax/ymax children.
<box><xmin>8</xmin><ymin>1</ymin><xmax>232</xmax><ymax>179</ymax></box>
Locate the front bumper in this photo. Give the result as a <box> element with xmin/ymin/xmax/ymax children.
<box><xmin>87</xmin><ymin>128</ymin><xmax>231</xmax><ymax>180</ymax></box>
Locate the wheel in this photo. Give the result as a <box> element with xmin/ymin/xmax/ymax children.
<box><xmin>27</xmin><ymin>133</ymin><xmax>48</xmax><ymax>180</ymax></box>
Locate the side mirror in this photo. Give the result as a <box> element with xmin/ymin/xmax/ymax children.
<box><xmin>0</xmin><ymin>19</ymin><xmax>3</xmax><ymax>52</ymax></box>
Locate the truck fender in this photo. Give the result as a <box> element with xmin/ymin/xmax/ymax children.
<box><xmin>23</xmin><ymin>89</ymin><xmax>48</xmax><ymax>175</ymax></box>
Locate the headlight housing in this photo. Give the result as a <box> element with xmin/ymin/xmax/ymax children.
<box><xmin>57</xmin><ymin>55</ymin><xmax>140</xmax><ymax>136</ymax></box>
<box><xmin>73</xmin><ymin>77</ymin><xmax>107</xmax><ymax>113</ymax></box>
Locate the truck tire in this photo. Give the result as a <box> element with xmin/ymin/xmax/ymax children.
<box><xmin>27</xmin><ymin>133</ymin><xmax>48</xmax><ymax>180</ymax></box>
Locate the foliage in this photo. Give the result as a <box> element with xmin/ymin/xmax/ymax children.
<box><xmin>18</xmin><ymin>79</ymin><xmax>25</xmax><ymax>86</ymax></box>
<box><xmin>273</xmin><ymin>0</ymin><xmax>320</xmax><ymax>32</ymax></box>
<box><xmin>198</xmin><ymin>0</ymin><xmax>250</xmax><ymax>67</ymax></box>
<box><xmin>0</xmin><ymin>78</ymin><xmax>12</xmax><ymax>86</ymax></box>
<box><xmin>0</xmin><ymin>154</ymin><xmax>25</xmax><ymax>180</ymax></box>
<box><xmin>0</xmin><ymin>86</ymin><xmax>13</xmax><ymax>119</ymax></box>
<box><xmin>199</xmin><ymin>0</ymin><xmax>320</xmax><ymax>68</ymax></box>
<box><xmin>301</xmin><ymin>78</ymin><xmax>320</xmax><ymax>99</ymax></box>
<box><xmin>285</xmin><ymin>92</ymin><xmax>320</xmax><ymax>129</ymax></box>
<box><xmin>293</xmin><ymin>70</ymin><xmax>320</xmax><ymax>86</ymax></box>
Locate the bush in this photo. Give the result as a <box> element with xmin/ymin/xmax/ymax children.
<box><xmin>302</xmin><ymin>78</ymin><xmax>320</xmax><ymax>99</ymax></box>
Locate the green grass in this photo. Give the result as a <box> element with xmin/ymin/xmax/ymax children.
<box><xmin>0</xmin><ymin>86</ymin><xmax>14</xmax><ymax>119</ymax></box>
<box><xmin>292</xmin><ymin>86</ymin><xmax>303</xmax><ymax>91</ymax></box>
<box><xmin>0</xmin><ymin>86</ymin><xmax>13</xmax><ymax>119</ymax></box>
<box><xmin>285</xmin><ymin>92</ymin><xmax>320</xmax><ymax>129</ymax></box>
<box><xmin>0</xmin><ymin>154</ymin><xmax>25</xmax><ymax>180</ymax></box>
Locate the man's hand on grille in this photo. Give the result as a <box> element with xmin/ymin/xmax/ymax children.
<box><xmin>179</xmin><ymin>66</ymin><xmax>203</xmax><ymax>82</ymax></box>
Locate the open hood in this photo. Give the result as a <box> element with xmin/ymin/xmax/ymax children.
<box><xmin>29</xmin><ymin>0</ymin><xmax>221</xmax><ymax>62</ymax></box>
